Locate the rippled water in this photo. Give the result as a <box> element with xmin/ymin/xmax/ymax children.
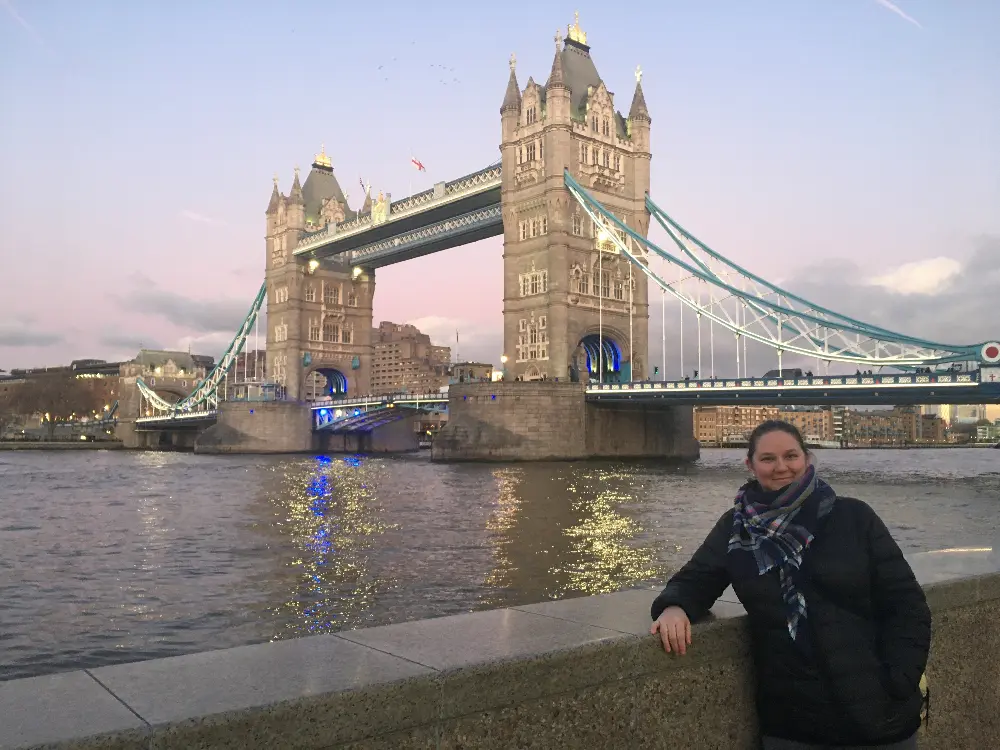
<box><xmin>1</xmin><ymin>448</ymin><xmax>997</xmax><ymax>681</ymax></box>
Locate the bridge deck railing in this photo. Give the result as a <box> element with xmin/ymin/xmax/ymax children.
<box><xmin>587</xmin><ymin>371</ymin><xmax>981</xmax><ymax>394</ymax></box>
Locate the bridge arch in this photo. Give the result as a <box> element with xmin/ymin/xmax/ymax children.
<box><xmin>573</xmin><ymin>326</ymin><xmax>629</xmax><ymax>383</ymax></box>
<box><xmin>304</xmin><ymin>367</ymin><xmax>349</xmax><ymax>401</ymax></box>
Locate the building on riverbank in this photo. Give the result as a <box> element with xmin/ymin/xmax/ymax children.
<box><xmin>370</xmin><ymin>322</ymin><xmax>451</xmax><ymax>395</ymax></box>
<box><xmin>693</xmin><ymin>405</ymin><xmax>949</xmax><ymax>447</ymax></box>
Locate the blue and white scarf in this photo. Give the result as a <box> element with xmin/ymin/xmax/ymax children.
<box><xmin>728</xmin><ymin>464</ymin><xmax>836</xmax><ymax>641</ymax></box>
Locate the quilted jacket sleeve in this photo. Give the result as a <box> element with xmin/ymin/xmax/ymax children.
<box><xmin>650</xmin><ymin>510</ymin><xmax>733</xmax><ymax>622</ymax></box>
<box><xmin>867</xmin><ymin>508</ymin><xmax>931</xmax><ymax>699</ymax></box>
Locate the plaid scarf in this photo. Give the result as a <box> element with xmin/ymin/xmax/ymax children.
<box><xmin>728</xmin><ymin>464</ymin><xmax>835</xmax><ymax>641</ymax></box>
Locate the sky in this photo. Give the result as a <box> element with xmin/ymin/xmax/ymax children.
<box><xmin>1</xmin><ymin>0</ymin><xmax>997</xmax><ymax>375</ymax></box>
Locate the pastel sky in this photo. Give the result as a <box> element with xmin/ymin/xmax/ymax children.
<box><xmin>1</xmin><ymin>0</ymin><xmax>997</xmax><ymax>375</ymax></box>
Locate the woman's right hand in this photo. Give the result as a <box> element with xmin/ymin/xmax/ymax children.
<box><xmin>650</xmin><ymin>606</ymin><xmax>691</xmax><ymax>655</ymax></box>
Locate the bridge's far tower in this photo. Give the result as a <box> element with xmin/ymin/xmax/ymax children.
<box><xmin>500</xmin><ymin>15</ymin><xmax>651</xmax><ymax>383</ymax></box>
<box><xmin>264</xmin><ymin>148</ymin><xmax>375</xmax><ymax>400</ymax></box>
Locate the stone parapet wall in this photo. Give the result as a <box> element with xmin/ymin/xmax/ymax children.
<box><xmin>432</xmin><ymin>382</ymin><xmax>699</xmax><ymax>462</ymax></box>
<box><xmin>4</xmin><ymin>568</ymin><xmax>998</xmax><ymax>749</ymax></box>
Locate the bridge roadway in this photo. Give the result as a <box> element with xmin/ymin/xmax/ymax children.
<box><xmin>588</xmin><ymin>370</ymin><xmax>1000</xmax><ymax>406</ymax></box>
<box><xmin>133</xmin><ymin>369</ymin><xmax>998</xmax><ymax>432</ymax></box>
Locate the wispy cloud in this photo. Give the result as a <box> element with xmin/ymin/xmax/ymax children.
<box><xmin>0</xmin><ymin>326</ymin><xmax>62</xmax><ymax>348</ymax></box>
<box><xmin>0</xmin><ymin>0</ymin><xmax>45</xmax><ymax>46</ymax></box>
<box><xmin>115</xmin><ymin>276</ymin><xmax>253</xmax><ymax>334</ymax></box>
<box><xmin>179</xmin><ymin>209</ymin><xmax>228</xmax><ymax>226</ymax></box>
<box><xmin>873</xmin><ymin>0</ymin><xmax>923</xmax><ymax>29</ymax></box>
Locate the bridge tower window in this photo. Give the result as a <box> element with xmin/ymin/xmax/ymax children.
<box><xmin>579</xmin><ymin>143</ymin><xmax>587</xmax><ymax>165</ymax></box>
<box><xmin>602</xmin><ymin>117</ymin><xmax>610</xmax><ymax>137</ymax></box>
<box><xmin>348</xmin><ymin>290</ymin><xmax>358</xmax><ymax>307</ymax></box>
<box><xmin>519</xmin><ymin>270</ymin><xmax>548</xmax><ymax>296</ymax></box>
<box><xmin>591</xmin><ymin>115</ymin><xmax>598</xmax><ymax>132</ymax></box>
<box><xmin>526</xmin><ymin>106</ymin><xmax>537</xmax><ymax>125</ymax></box>
<box><xmin>614</xmin><ymin>154</ymin><xmax>621</xmax><ymax>171</ymax></box>
<box><xmin>526</xmin><ymin>142</ymin><xmax>536</xmax><ymax>162</ymax></box>
<box><xmin>322</xmin><ymin>321</ymin><xmax>339</xmax><ymax>343</ymax></box>
<box><xmin>323</xmin><ymin>285</ymin><xmax>339</xmax><ymax>306</ymax></box>
<box><xmin>572</xmin><ymin>214</ymin><xmax>583</xmax><ymax>236</ymax></box>
<box><xmin>341</xmin><ymin>327</ymin><xmax>353</xmax><ymax>344</ymax></box>
<box><xmin>309</xmin><ymin>321</ymin><xmax>321</xmax><ymax>341</ymax></box>
<box><xmin>305</xmin><ymin>286</ymin><xmax>316</xmax><ymax>303</ymax></box>
<box><xmin>275</xmin><ymin>286</ymin><xmax>289</xmax><ymax>304</ymax></box>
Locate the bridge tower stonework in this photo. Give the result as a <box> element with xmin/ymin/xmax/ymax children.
<box><xmin>264</xmin><ymin>148</ymin><xmax>375</xmax><ymax>401</ymax></box>
<box><xmin>500</xmin><ymin>17</ymin><xmax>650</xmax><ymax>383</ymax></box>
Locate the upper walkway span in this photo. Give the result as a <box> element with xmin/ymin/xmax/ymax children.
<box><xmin>293</xmin><ymin>163</ymin><xmax>501</xmax><ymax>268</ymax></box>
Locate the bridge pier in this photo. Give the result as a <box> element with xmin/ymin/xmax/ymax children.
<box><xmin>195</xmin><ymin>401</ymin><xmax>317</xmax><ymax>454</ymax></box>
<box><xmin>432</xmin><ymin>382</ymin><xmax>699</xmax><ymax>462</ymax></box>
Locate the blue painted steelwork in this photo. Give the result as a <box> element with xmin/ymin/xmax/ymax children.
<box><xmin>134</xmin><ymin>282</ymin><xmax>266</xmax><ymax>418</ymax></box>
<box><xmin>565</xmin><ymin>171</ymin><xmax>989</xmax><ymax>369</ymax></box>
<box><xmin>294</xmin><ymin>162</ymin><xmax>502</xmax><ymax>264</ymax></box>
<box><xmin>644</xmin><ymin>195</ymin><xmax>963</xmax><ymax>350</ymax></box>
<box><xmin>135</xmin><ymin>410</ymin><xmax>218</xmax><ymax>429</ymax></box>
<box><xmin>587</xmin><ymin>371</ymin><xmax>1000</xmax><ymax>407</ymax></box>
<box><xmin>347</xmin><ymin>205</ymin><xmax>502</xmax><ymax>268</ymax></box>
<box><xmin>313</xmin><ymin>396</ymin><xmax>446</xmax><ymax>432</ymax></box>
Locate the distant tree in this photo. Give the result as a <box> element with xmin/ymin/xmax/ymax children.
<box><xmin>0</xmin><ymin>390</ymin><xmax>16</xmax><ymax>437</ymax></box>
<box><xmin>6</xmin><ymin>374</ymin><xmax>102</xmax><ymax>439</ymax></box>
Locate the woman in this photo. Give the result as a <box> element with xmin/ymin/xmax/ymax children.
<box><xmin>650</xmin><ymin>420</ymin><xmax>930</xmax><ymax>749</ymax></box>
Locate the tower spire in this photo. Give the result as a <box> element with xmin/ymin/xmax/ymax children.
<box><xmin>629</xmin><ymin>66</ymin><xmax>650</xmax><ymax>122</ymax></box>
<box><xmin>566</xmin><ymin>11</ymin><xmax>588</xmax><ymax>47</ymax></box>
<box><xmin>547</xmin><ymin>31</ymin><xmax>566</xmax><ymax>89</ymax></box>
<box><xmin>288</xmin><ymin>166</ymin><xmax>304</xmax><ymax>205</ymax></box>
<box><xmin>501</xmin><ymin>53</ymin><xmax>521</xmax><ymax>113</ymax></box>
<box><xmin>266</xmin><ymin>174</ymin><xmax>281</xmax><ymax>213</ymax></box>
<box><xmin>312</xmin><ymin>144</ymin><xmax>333</xmax><ymax>171</ymax></box>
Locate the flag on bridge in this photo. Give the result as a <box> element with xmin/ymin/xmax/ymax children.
<box><xmin>411</xmin><ymin>157</ymin><xmax>426</xmax><ymax>172</ymax></box>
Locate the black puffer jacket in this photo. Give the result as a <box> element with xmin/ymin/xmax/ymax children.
<box><xmin>651</xmin><ymin>496</ymin><xmax>930</xmax><ymax>746</ymax></box>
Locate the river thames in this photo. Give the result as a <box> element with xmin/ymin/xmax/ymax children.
<box><xmin>1</xmin><ymin>448</ymin><xmax>997</xmax><ymax>681</ymax></box>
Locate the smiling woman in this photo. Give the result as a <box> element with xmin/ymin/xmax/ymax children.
<box><xmin>650</xmin><ymin>419</ymin><xmax>931</xmax><ymax>749</ymax></box>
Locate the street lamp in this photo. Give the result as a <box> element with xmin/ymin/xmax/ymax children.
<box><xmin>499</xmin><ymin>354</ymin><xmax>508</xmax><ymax>382</ymax></box>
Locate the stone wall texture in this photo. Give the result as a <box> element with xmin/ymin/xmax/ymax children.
<box><xmin>195</xmin><ymin>401</ymin><xmax>316</xmax><ymax>454</ymax></box>
<box><xmin>2</xmin><ymin>571</ymin><xmax>997</xmax><ymax>749</ymax></box>
<box><xmin>432</xmin><ymin>382</ymin><xmax>699</xmax><ymax>462</ymax></box>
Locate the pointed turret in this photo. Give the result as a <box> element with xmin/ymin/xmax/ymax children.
<box><xmin>628</xmin><ymin>66</ymin><xmax>650</xmax><ymax>123</ymax></box>
<box><xmin>501</xmin><ymin>53</ymin><xmax>521</xmax><ymax>114</ymax></box>
<box><xmin>361</xmin><ymin>190</ymin><xmax>373</xmax><ymax>215</ymax></box>
<box><xmin>288</xmin><ymin>167</ymin><xmax>304</xmax><ymax>206</ymax></box>
<box><xmin>266</xmin><ymin>175</ymin><xmax>281</xmax><ymax>214</ymax></box>
<box><xmin>546</xmin><ymin>32</ymin><xmax>566</xmax><ymax>90</ymax></box>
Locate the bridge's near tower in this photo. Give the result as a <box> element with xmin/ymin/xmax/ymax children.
<box><xmin>264</xmin><ymin>147</ymin><xmax>375</xmax><ymax>400</ymax></box>
<box><xmin>500</xmin><ymin>15</ymin><xmax>651</xmax><ymax>383</ymax></box>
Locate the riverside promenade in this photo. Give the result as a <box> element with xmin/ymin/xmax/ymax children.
<box><xmin>2</xmin><ymin>551</ymin><xmax>998</xmax><ymax>749</ymax></box>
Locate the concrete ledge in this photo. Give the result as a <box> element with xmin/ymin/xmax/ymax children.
<box><xmin>0</xmin><ymin>441</ymin><xmax>125</xmax><ymax>451</ymax></box>
<box><xmin>4</xmin><ymin>561</ymin><xmax>999</xmax><ymax>749</ymax></box>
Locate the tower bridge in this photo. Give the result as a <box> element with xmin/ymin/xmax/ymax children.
<box><xmin>117</xmin><ymin>14</ymin><xmax>1000</xmax><ymax>457</ymax></box>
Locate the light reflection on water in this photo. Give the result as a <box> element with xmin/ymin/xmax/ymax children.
<box><xmin>0</xmin><ymin>448</ymin><xmax>997</xmax><ymax>681</ymax></box>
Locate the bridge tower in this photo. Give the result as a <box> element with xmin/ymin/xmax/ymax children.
<box><xmin>264</xmin><ymin>148</ymin><xmax>375</xmax><ymax>400</ymax></box>
<box><xmin>500</xmin><ymin>15</ymin><xmax>651</xmax><ymax>383</ymax></box>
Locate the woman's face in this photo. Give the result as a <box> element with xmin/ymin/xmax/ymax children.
<box><xmin>745</xmin><ymin>430</ymin><xmax>808</xmax><ymax>491</ymax></box>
